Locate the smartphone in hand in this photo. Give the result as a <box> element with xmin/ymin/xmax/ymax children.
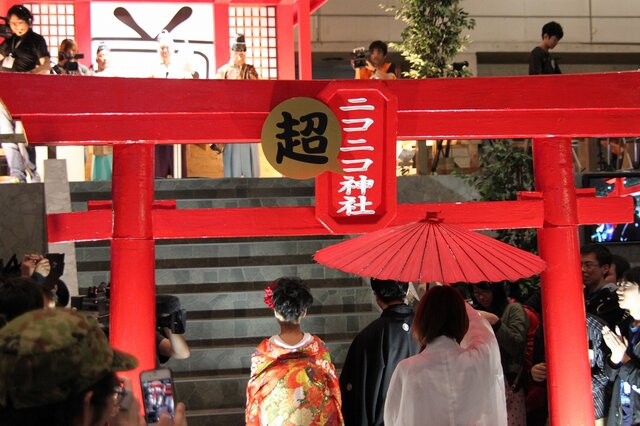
<box><xmin>140</xmin><ymin>368</ymin><xmax>177</xmax><ymax>425</ymax></box>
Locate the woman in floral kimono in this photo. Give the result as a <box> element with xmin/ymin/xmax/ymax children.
<box><xmin>246</xmin><ymin>277</ymin><xmax>344</xmax><ymax>426</ymax></box>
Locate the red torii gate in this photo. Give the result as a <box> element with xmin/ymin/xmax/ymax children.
<box><xmin>1</xmin><ymin>72</ymin><xmax>638</xmax><ymax>425</ymax></box>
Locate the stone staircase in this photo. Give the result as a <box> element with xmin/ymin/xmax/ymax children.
<box><xmin>71</xmin><ymin>178</ymin><xmax>378</xmax><ymax>425</ymax></box>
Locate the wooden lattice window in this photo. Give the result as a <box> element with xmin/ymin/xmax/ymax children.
<box><xmin>24</xmin><ymin>2</ymin><xmax>75</xmax><ymax>61</ymax></box>
<box><xmin>229</xmin><ymin>6</ymin><xmax>277</xmax><ymax>79</ymax></box>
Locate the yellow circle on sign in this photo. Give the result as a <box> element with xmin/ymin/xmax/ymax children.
<box><xmin>261</xmin><ymin>97</ymin><xmax>343</xmax><ymax>180</ymax></box>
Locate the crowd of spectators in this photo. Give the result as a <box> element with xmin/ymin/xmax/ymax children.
<box><xmin>3</xmin><ymin>244</ymin><xmax>637</xmax><ymax>425</ymax></box>
<box><xmin>245</xmin><ymin>241</ymin><xmax>640</xmax><ymax>426</ymax></box>
<box><xmin>0</xmin><ymin>250</ymin><xmax>191</xmax><ymax>425</ymax></box>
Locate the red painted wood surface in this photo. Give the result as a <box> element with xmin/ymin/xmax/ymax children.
<box><xmin>275</xmin><ymin>3</ymin><xmax>295</xmax><ymax>80</ymax></box>
<box><xmin>110</xmin><ymin>144</ymin><xmax>156</xmax><ymax>406</ymax></box>
<box><xmin>45</xmin><ymin>196</ymin><xmax>634</xmax><ymax>243</ymax></box>
<box><xmin>315</xmin><ymin>84</ymin><xmax>399</xmax><ymax>233</ymax></box>
<box><xmin>74</xmin><ymin>0</ymin><xmax>92</xmax><ymax>71</ymax></box>
<box><xmin>533</xmin><ymin>137</ymin><xmax>595</xmax><ymax>425</ymax></box>
<box><xmin>3</xmin><ymin>73</ymin><xmax>640</xmax><ymax>144</ymax></box>
<box><xmin>213</xmin><ymin>0</ymin><xmax>230</xmax><ymax>72</ymax></box>
<box><xmin>296</xmin><ymin>0</ymin><xmax>312</xmax><ymax>79</ymax></box>
<box><xmin>606</xmin><ymin>177</ymin><xmax>640</xmax><ymax>197</ymax></box>
<box><xmin>294</xmin><ymin>0</ymin><xmax>326</xmax><ymax>24</ymax></box>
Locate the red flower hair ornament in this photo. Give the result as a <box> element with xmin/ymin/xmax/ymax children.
<box><xmin>264</xmin><ymin>282</ymin><xmax>277</xmax><ymax>309</ymax></box>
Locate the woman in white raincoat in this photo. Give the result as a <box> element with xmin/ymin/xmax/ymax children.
<box><xmin>384</xmin><ymin>285</ymin><xmax>507</xmax><ymax>426</ymax></box>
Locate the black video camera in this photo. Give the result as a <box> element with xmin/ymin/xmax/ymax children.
<box><xmin>156</xmin><ymin>294</ymin><xmax>187</xmax><ymax>335</ymax></box>
<box><xmin>0</xmin><ymin>254</ymin><xmax>21</xmax><ymax>279</ymax></box>
<box><xmin>42</xmin><ymin>253</ymin><xmax>70</xmax><ymax>307</ymax></box>
<box><xmin>0</xmin><ymin>16</ymin><xmax>12</xmax><ymax>38</ymax></box>
<box><xmin>157</xmin><ymin>309</ymin><xmax>187</xmax><ymax>334</ymax></box>
<box><xmin>452</xmin><ymin>61</ymin><xmax>469</xmax><ymax>72</ymax></box>
<box><xmin>71</xmin><ymin>282</ymin><xmax>110</xmax><ymax>331</ymax></box>
<box><xmin>44</xmin><ymin>253</ymin><xmax>65</xmax><ymax>280</ymax></box>
<box><xmin>62</xmin><ymin>52</ymin><xmax>84</xmax><ymax>72</ymax></box>
<box><xmin>352</xmin><ymin>47</ymin><xmax>369</xmax><ymax>69</ymax></box>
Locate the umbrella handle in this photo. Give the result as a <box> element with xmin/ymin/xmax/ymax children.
<box><xmin>425</xmin><ymin>211</ymin><xmax>441</xmax><ymax>221</ymax></box>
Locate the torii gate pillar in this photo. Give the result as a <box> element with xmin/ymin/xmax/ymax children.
<box><xmin>110</xmin><ymin>145</ymin><xmax>156</xmax><ymax>380</ymax></box>
<box><xmin>534</xmin><ymin>137</ymin><xmax>595</xmax><ymax>425</ymax></box>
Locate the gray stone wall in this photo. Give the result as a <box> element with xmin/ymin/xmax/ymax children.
<box><xmin>397</xmin><ymin>175</ymin><xmax>479</xmax><ymax>204</ymax></box>
<box><xmin>0</xmin><ymin>183</ymin><xmax>47</xmax><ymax>265</ymax></box>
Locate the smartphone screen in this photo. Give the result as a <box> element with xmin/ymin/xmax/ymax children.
<box><xmin>140</xmin><ymin>368</ymin><xmax>176</xmax><ymax>424</ymax></box>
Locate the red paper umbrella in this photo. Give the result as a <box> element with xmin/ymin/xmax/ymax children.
<box><xmin>314</xmin><ymin>214</ymin><xmax>545</xmax><ymax>283</ymax></box>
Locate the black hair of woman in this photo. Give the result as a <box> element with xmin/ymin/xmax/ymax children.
<box><xmin>265</xmin><ymin>277</ymin><xmax>313</xmax><ymax>324</ymax></box>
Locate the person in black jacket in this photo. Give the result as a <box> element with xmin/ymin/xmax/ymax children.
<box><xmin>0</xmin><ymin>4</ymin><xmax>49</xmax><ymax>183</ymax></box>
<box><xmin>529</xmin><ymin>21</ymin><xmax>563</xmax><ymax>75</ymax></box>
<box><xmin>582</xmin><ymin>244</ymin><xmax>633</xmax><ymax>335</ymax></box>
<box><xmin>340</xmin><ymin>279</ymin><xmax>419</xmax><ymax>426</ymax></box>
<box><xmin>604</xmin><ymin>267</ymin><xmax>640</xmax><ymax>425</ymax></box>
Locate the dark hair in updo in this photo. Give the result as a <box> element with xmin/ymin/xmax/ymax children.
<box><xmin>271</xmin><ymin>277</ymin><xmax>313</xmax><ymax>324</ymax></box>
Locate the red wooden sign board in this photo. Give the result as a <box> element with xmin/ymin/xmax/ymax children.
<box><xmin>316</xmin><ymin>83</ymin><xmax>398</xmax><ymax>233</ymax></box>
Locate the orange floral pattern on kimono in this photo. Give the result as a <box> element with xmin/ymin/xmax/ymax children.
<box><xmin>246</xmin><ymin>335</ymin><xmax>344</xmax><ymax>426</ymax></box>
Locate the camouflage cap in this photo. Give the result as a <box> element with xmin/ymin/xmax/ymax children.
<box><xmin>0</xmin><ymin>308</ymin><xmax>137</xmax><ymax>409</ymax></box>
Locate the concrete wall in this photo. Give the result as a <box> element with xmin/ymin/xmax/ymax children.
<box><xmin>309</xmin><ymin>0</ymin><xmax>640</xmax><ymax>77</ymax></box>
<box><xmin>0</xmin><ymin>183</ymin><xmax>47</xmax><ymax>265</ymax></box>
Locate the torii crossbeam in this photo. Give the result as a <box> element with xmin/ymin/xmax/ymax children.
<box><xmin>1</xmin><ymin>72</ymin><xmax>639</xmax><ymax>425</ymax></box>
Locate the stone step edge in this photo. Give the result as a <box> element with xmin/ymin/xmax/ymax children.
<box><xmin>77</xmin><ymin>262</ymin><xmax>346</xmax><ymax>273</ymax></box>
<box><xmin>70</xmin><ymin>183</ymin><xmax>315</xmax><ymax>194</ymax></box>
<box><xmin>76</xmin><ymin>235</ymin><xmax>347</xmax><ymax>247</ymax></box>
<box><xmin>186</xmin><ymin>304</ymin><xmax>375</xmax><ymax>321</ymax></box>
<box><xmin>186</xmin><ymin>310</ymin><xmax>377</xmax><ymax>323</ymax></box>
<box><xmin>77</xmin><ymin>238</ymin><xmax>344</xmax><ymax>252</ymax></box>
<box><xmin>185</xmin><ymin>407</ymin><xmax>245</xmax><ymax>417</ymax></box>
<box><xmin>174</xmin><ymin>372</ymin><xmax>248</xmax><ymax>383</ymax></box>
<box><xmin>75</xmin><ymin>278</ymin><xmax>366</xmax><ymax>295</ymax></box>
<box><xmin>164</xmin><ymin>277</ymin><xmax>364</xmax><ymax>292</ymax></box>
<box><xmin>71</xmin><ymin>198</ymin><xmax>316</xmax><ymax>210</ymax></box>
<box><xmin>173</xmin><ymin>195</ymin><xmax>315</xmax><ymax>202</ymax></box>
<box><xmin>185</xmin><ymin>336</ymin><xmax>355</xmax><ymax>351</ymax></box>
<box><xmin>187</xmin><ymin>331</ymin><xmax>357</xmax><ymax>349</ymax></box>
<box><xmin>77</xmin><ymin>254</ymin><xmax>316</xmax><ymax>272</ymax></box>
<box><xmin>155</xmin><ymin>278</ymin><xmax>364</xmax><ymax>294</ymax></box>
<box><xmin>70</xmin><ymin>184</ymin><xmax>315</xmax><ymax>197</ymax></box>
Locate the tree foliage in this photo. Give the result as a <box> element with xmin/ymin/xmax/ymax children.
<box><xmin>382</xmin><ymin>0</ymin><xmax>475</xmax><ymax>78</ymax></box>
<box><xmin>466</xmin><ymin>141</ymin><xmax>540</xmax><ymax>300</ymax></box>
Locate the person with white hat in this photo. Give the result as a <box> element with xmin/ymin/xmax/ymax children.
<box><xmin>215</xmin><ymin>34</ymin><xmax>260</xmax><ymax>178</ymax></box>
<box><xmin>151</xmin><ymin>30</ymin><xmax>192</xmax><ymax>178</ymax></box>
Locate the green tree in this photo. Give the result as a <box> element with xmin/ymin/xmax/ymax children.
<box><xmin>466</xmin><ymin>140</ymin><xmax>540</xmax><ymax>300</ymax></box>
<box><xmin>383</xmin><ymin>0</ymin><xmax>475</xmax><ymax>78</ymax></box>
